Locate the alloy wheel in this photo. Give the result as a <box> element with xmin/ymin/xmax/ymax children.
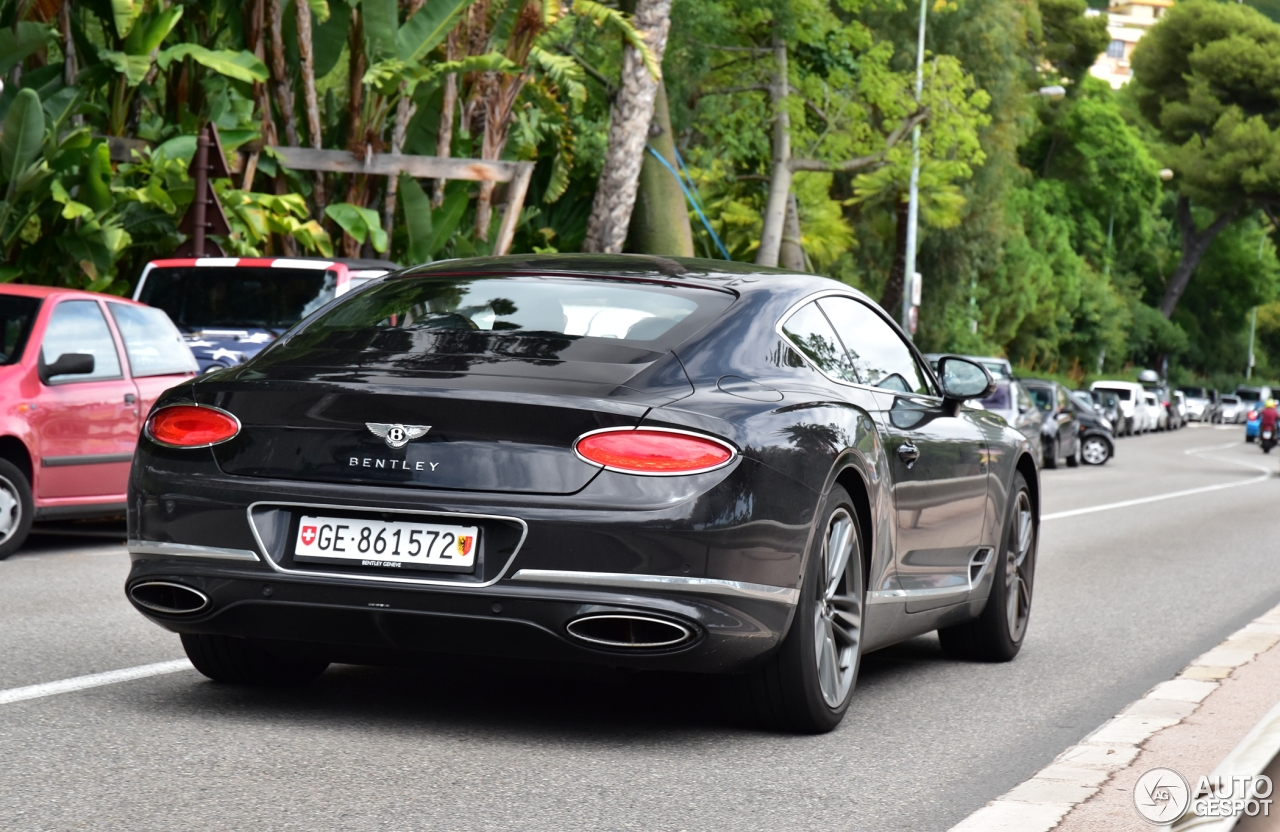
<box><xmin>0</xmin><ymin>475</ymin><xmax>22</xmax><ymax>545</ymax></box>
<box><xmin>1004</xmin><ymin>491</ymin><xmax>1035</xmax><ymax>642</ymax></box>
<box><xmin>813</xmin><ymin>508</ymin><xmax>862</xmax><ymax>708</ymax></box>
<box><xmin>1081</xmin><ymin>437</ymin><xmax>1109</xmax><ymax>464</ymax></box>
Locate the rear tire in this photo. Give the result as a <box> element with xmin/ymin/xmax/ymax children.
<box><xmin>0</xmin><ymin>459</ymin><xmax>33</xmax><ymax>561</ymax></box>
<box><xmin>181</xmin><ymin>633</ymin><xmax>329</xmax><ymax>686</ymax></box>
<box><xmin>938</xmin><ymin>472</ymin><xmax>1036</xmax><ymax>662</ymax></box>
<box><xmin>747</xmin><ymin>486</ymin><xmax>865</xmax><ymax>734</ymax></box>
<box><xmin>1042</xmin><ymin>438</ymin><xmax>1058</xmax><ymax>469</ymax></box>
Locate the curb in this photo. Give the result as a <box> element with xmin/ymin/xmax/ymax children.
<box><xmin>948</xmin><ymin>603</ymin><xmax>1280</xmax><ymax>832</ymax></box>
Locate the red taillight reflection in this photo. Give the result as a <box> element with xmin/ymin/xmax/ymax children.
<box><xmin>575</xmin><ymin>429</ymin><xmax>735</xmax><ymax>474</ymax></box>
<box><xmin>146</xmin><ymin>405</ymin><xmax>240</xmax><ymax>448</ymax></box>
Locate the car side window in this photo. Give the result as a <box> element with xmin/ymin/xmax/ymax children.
<box><xmin>1057</xmin><ymin>387</ymin><xmax>1069</xmax><ymax>412</ymax></box>
<box><xmin>780</xmin><ymin>301</ymin><xmax>860</xmax><ymax>383</ymax></box>
<box><xmin>107</xmin><ymin>304</ymin><xmax>198</xmax><ymax>378</ymax></box>
<box><xmin>41</xmin><ymin>300</ymin><xmax>123</xmax><ymax>383</ymax></box>
<box><xmin>816</xmin><ymin>296</ymin><xmax>933</xmax><ymax>395</ymax></box>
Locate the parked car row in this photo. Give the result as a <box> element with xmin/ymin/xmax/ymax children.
<box><xmin>925</xmin><ymin>356</ymin><xmax>1118</xmax><ymax>468</ymax></box>
<box><xmin>0</xmin><ymin>257</ymin><xmax>399</xmax><ymax>560</ymax></box>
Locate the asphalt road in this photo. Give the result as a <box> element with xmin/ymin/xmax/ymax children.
<box><xmin>3</xmin><ymin>424</ymin><xmax>1280</xmax><ymax>831</ymax></box>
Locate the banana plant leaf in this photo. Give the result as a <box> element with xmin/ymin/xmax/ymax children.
<box><xmin>396</xmin><ymin>0</ymin><xmax>476</xmax><ymax>62</ymax></box>
<box><xmin>157</xmin><ymin>45</ymin><xmax>268</xmax><ymax>84</ymax></box>
<box><xmin>0</xmin><ymin>23</ymin><xmax>53</xmax><ymax>76</ymax></box>
<box><xmin>1</xmin><ymin>90</ymin><xmax>45</xmax><ymax>189</ymax></box>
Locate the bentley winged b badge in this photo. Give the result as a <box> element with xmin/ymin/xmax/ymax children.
<box><xmin>366</xmin><ymin>423</ymin><xmax>431</xmax><ymax>449</ymax></box>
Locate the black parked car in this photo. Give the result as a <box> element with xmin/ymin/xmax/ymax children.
<box><xmin>1068</xmin><ymin>391</ymin><xmax>1116</xmax><ymax>466</ymax></box>
<box><xmin>1021</xmin><ymin>379</ymin><xmax>1081</xmax><ymax>468</ymax></box>
<box><xmin>125</xmin><ymin>255</ymin><xmax>1041</xmax><ymax>733</ymax></box>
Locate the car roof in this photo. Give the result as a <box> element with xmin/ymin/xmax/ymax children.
<box><xmin>0</xmin><ymin>283</ymin><xmax>146</xmax><ymax>304</ymax></box>
<box><xmin>398</xmin><ymin>253</ymin><xmax>844</xmax><ymax>299</ymax></box>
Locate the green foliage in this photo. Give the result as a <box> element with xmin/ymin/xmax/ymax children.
<box><xmin>1039</xmin><ymin>0</ymin><xmax>1109</xmax><ymax>86</ymax></box>
<box><xmin>325</xmin><ymin>203</ymin><xmax>389</xmax><ymax>252</ymax></box>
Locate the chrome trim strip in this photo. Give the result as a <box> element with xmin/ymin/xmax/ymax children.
<box><xmin>572</xmin><ymin>426</ymin><xmax>739</xmax><ymax>477</ymax></box>
<box><xmin>865</xmin><ymin>546</ymin><xmax>996</xmax><ymax>606</ymax></box>
<box><xmin>127</xmin><ymin>540</ymin><xmax>260</xmax><ymax>562</ymax></box>
<box><xmin>41</xmin><ymin>453</ymin><xmax>133</xmax><ymax>467</ymax></box>
<box><xmin>245</xmin><ymin>500</ymin><xmax>529</xmax><ymax>588</ymax></box>
<box><xmin>510</xmin><ymin>569</ymin><xmax>800</xmax><ymax>605</ymax></box>
<box><xmin>773</xmin><ymin>288</ymin><xmax>944</xmax><ymax>398</ymax></box>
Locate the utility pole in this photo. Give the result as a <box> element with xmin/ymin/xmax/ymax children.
<box><xmin>902</xmin><ymin>0</ymin><xmax>927</xmax><ymax>338</ymax></box>
<box><xmin>175</xmin><ymin>124</ymin><xmax>232</xmax><ymax>257</ymax></box>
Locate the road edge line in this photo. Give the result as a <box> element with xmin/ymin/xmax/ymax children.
<box><xmin>946</xmin><ymin>602</ymin><xmax>1280</xmax><ymax>832</ymax></box>
<box><xmin>0</xmin><ymin>659</ymin><xmax>191</xmax><ymax>706</ymax></box>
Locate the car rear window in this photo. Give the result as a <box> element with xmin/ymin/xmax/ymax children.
<box><xmin>276</xmin><ymin>275</ymin><xmax>736</xmax><ymax>361</ymax></box>
<box><xmin>138</xmin><ymin>266</ymin><xmax>339</xmax><ymax>331</ymax></box>
<box><xmin>0</xmin><ymin>295</ymin><xmax>39</xmax><ymax>365</ymax></box>
<box><xmin>1237</xmin><ymin>389</ymin><xmax>1263</xmax><ymax>402</ymax></box>
<box><xmin>1095</xmin><ymin>386</ymin><xmax>1131</xmax><ymax>401</ymax></box>
<box><xmin>1027</xmin><ymin>386</ymin><xmax>1054</xmax><ymax>411</ymax></box>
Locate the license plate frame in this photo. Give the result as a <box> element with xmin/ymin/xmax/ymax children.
<box><xmin>292</xmin><ymin>514</ymin><xmax>479</xmax><ymax>573</ymax></box>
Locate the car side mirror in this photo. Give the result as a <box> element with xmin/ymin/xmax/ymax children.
<box><xmin>40</xmin><ymin>352</ymin><xmax>95</xmax><ymax>382</ymax></box>
<box><xmin>937</xmin><ymin>356</ymin><xmax>995</xmax><ymax>413</ymax></box>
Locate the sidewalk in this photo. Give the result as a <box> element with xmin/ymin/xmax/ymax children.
<box><xmin>950</xmin><ymin>602</ymin><xmax>1280</xmax><ymax>831</ymax></box>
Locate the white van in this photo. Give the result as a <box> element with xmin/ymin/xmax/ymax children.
<box><xmin>1090</xmin><ymin>380</ymin><xmax>1145</xmax><ymax>436</ymax></box>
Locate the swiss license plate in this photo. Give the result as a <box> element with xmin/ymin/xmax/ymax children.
<box><xmin>293</xmin><ymin>515</ymin><xmax>478</xmax><ymax>571</ymax></box>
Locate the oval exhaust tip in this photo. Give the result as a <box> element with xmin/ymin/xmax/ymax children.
<box><xmin>129</xmin><ymin>581</ymin><xmax>210</xmax><ymax>615</ymax></box>
<box><xmin>566</xmin><ymin>614</ymin><xmax>694</xmax><ymax>649</ymax></box>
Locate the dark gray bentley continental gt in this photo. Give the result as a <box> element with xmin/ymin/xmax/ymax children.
<box><xmin>126</xmin><ymin>254</ymin><xmax>1039</xmax><ymax>733</ymax></box>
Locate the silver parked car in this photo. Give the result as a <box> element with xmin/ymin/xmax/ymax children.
<box><xmin>977</xmin><ymin>378</ymin><xmax>1044</xmax><ymax>462</ymax></box>
<box><xmin>1219</xmin><ymin>394</ymin><xmax>1245</xmax><ymax>424</ymax></box>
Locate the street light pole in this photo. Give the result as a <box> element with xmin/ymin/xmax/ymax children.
<box><xmin>902</xmin><ymin>0</ymin><xmax>927</xmax><ymax>338</ymax></box>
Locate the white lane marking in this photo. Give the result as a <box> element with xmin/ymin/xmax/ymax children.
<box><xmin>0</xmin><ymin>659</ymin><xmax>190</xmax><ymax>706</ymax></box>
<box><xmin>1044</xmin><ymin>441</ymin><xmax>1272</xmax><ymax>521</ymax></box>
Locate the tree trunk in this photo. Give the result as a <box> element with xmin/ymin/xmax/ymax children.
<box><xmin>433</xmin><ymin>28</ymin><xmax>461</xmax><ymax>207</ymax></box>
<box><xmin>384</xmin><ymin>0</ymin><xmax>426</xmax><ymax>240</ymax></box>
<box><xmin>755</xmin><ymin>31</ymin><xmax>791</xmax><ymax>268</ymax></box>
<box><xmin>582</xmin><ymin>0</ymin><xmax>674</xmax><ymax>254</ymax></box>
<box><xmin>881</xmin><ymin>196</ymin><xmax>910</xmax><ymax>314</ymax></box>
<box><xmin>625</xmin><ymin>80</ymin><xmax>693</xmax><ymax>256</ymax></box>
<box><xmin>295</xmin><ymin>0</ymin><xmax>327</xmax><ymax>213</ymax></box>
<box><xmin>1159</xmin><ymin>196</ymin><xmax>1239</xmax><ymax>318</ymax></box>
<box><xmin>343</xmin><ymin>6</ymin><xmax>368</xmax><ymax>257</ymax></box>
<box><xmin>268</xmin><ymin>0</ymin><xmax>299</xmax><ymax>147</ymax></box>
<box><xmin>60</xmin><ymin>2</ymin><xmax>80</xmax><ymax>127</ymax></box>
<box><xmin>779</xmin><ymin>190</ymin><xmax>805</xmax><ymax>270</ymax></box>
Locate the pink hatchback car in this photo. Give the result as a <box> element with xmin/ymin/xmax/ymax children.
<box><xmin>0</xmin><ymin>284</ymin><xmax>197</xmax><ymax>558</ymax></box>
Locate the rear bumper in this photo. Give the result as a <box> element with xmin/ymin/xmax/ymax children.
<box><xmin>126</xmin><ymin>450</ymin><xmax>815</xmax><ymax>673</ymax></box>
<box><xmin>125</xmin><ymin>555</ymin><xmax>796</xmax><ymax>672</ymax></box>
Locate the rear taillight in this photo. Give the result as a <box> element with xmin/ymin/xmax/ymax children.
<box><xmin>145</xmin><ymin>405</ymin><xmax>241</xmax><ymax>448</ymax></box>
<box><xmin>574</xmin><ymin>428</ymin><xmax>736</xmax><ymax>475</ymax></box>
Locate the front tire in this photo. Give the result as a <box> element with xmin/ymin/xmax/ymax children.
<box><xmin>0</xmin><ymin>459</ymin><xmax>34</xmax><ymax>561</ymax></box>
<box><xmin>747</xmin><ymin>486</ymin><xmax>865</xmax><ymax>733</ymax></box>
<box><xmin>938</xmin><ymin>472</ymin><xmax>1037</xmax><ymax>662</ymax></box>
<box><xmin>181</xmin><ymin>633</ymin><xmax>329</xmax><ymax>686</ymax></box>
<box><xmin>1081</xmin><ymin>436</ymin><xmax>1111</xmax><ymax>465</ymax></box>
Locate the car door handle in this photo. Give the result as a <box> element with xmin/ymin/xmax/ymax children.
<box><xmin>124</xmin><ymin>394</ymin><xmax>137</xmax><ymax>404</ymax></box>
<box><xmin>897</xmin><ymin>442</ymin><xmax>920</xmax><ymax>467</ymax></box>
